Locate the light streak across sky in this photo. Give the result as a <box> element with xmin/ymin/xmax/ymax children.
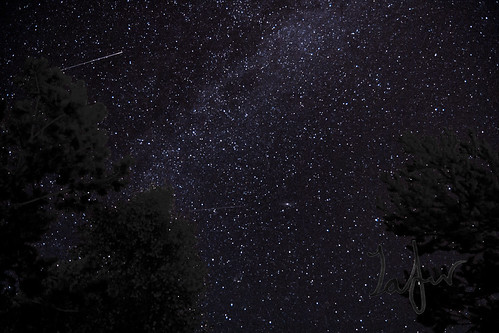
<box><xmin>61</xmin><ymin>50</ymin><xmax>123</xmax><ymax>71</ymax></box>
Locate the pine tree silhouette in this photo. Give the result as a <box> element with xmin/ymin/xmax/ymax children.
<box><xmin>377</xmin><ymin>129</ymin><xmax>499</xmax><ymax>332</ymax></box>
<box><xmin>48</xmin><ymin>187</ymin><xmax>206</xmax><ymax>332</ymax></box>
<box><xmin>0</xmin><ymin>57</ymin><xmax>129</xmax><ymax>330</ymax></box>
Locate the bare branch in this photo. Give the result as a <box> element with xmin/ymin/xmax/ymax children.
<box><xmin>15</xmin><ymin>188</ymin><xmax>69</xmax><ymax>207</ymax></box>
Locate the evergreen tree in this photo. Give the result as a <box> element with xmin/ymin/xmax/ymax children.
<box><xmin>377</xmin><ymin>129</ymin><xmax>499</xmax><ymax>332</ymax></box>
<box><xmin>47</xmin><ymin>187</ymin><xmax>206</xmax><ymax>332</ymax></box>
<box><xmin>0</xmin><ymin>57</ymin><xmax>129</xmax><ymax>329</ymax></box>
<box><xmin>1</xmin><ymin>58</ymin><xmax>206</xmax><ymax>332</ymax></box>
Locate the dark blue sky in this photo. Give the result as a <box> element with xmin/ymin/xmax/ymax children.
<box><xmin>2</xmin><ymin>1</ymin><xmax>498</xmax><ymax>331</ymax></box>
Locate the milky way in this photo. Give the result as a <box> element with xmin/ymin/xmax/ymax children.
<box><xmin>2</xmin><ymin>1</ymin><xmax>498</xmax><ymax>331</ymax></box>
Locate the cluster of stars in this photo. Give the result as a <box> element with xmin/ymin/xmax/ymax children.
<box><xmin>2</xmin><ymin>0</ymin><xmax>498</xmax><ymax>331</ymax></box>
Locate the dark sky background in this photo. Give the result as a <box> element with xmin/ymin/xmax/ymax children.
<box><xmin>2</xmin><ymin>0</ymin><xmax>498</xmax><ymax>331</ymax></box>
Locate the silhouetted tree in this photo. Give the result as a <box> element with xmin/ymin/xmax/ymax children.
<box><xmin>46</xmin><ymin>187</ymin><xmax>206</xmax><ymax>332</ymax></box>
<box><xmin>377</xmin><ymin>129</ymin><xmax>499</xmax><ymax>332</ymax></box>
<box><xmin>0</xmin><ymin>57</ymin><xmax>129</xmax><ymax>330</ymax></box>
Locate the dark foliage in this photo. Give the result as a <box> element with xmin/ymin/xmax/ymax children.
<box><xmin>0</xmin><ymin>57</ymin><xmax>128</xmax><ymax>330</ymax></box>
<box><xmin>377</xmin><ymin>129</ymin><xmax>499</xmax><ymax>332</ymax></box>
<box><xmin>1</xmin><ymin>58</ymin><xmax>205</xmax><ymax>332</ymax></box>
<box><xmin>45</xmin><ymin>187</ymin><xmax>206</xmax><ymax>332</ymax></box>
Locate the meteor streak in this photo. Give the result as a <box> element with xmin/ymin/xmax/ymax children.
<box><xmin>61</xmin><ymin>50</ymin><xmax>123</xmax><ymax>71</ymax></box>
<box><xmin>192</xmin><ymin>205</ymin><xmax>245</xmax><ymax>212</ymax></box>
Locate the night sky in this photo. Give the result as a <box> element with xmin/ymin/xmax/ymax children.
<box><xmin>2</xmin><ymin>1</ymin><xmax>498</xmax><ymax>331</ymax></box>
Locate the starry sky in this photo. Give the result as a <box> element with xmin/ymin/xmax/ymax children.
<box><xmin>2</xmin><ymin>0</ymin><xmax>498</xmax><ymax>331</ymax></box>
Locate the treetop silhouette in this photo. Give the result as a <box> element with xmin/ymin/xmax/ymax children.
<box><xmin>377</xmin><ymin>128</ymin><xmax>499</xmax><ymax>332</ymax></box>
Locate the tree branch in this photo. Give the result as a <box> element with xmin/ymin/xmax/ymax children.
<box><xmin>15</xmin><ymin>188</ymin><xmax>69</xmax><ymax>207</ymax></box>
<box><xmin>14</xmin><ymin>171</ymin><xmax>125</xmax><ymax>208</ymax></box>
<box><xmin>21</xmin><ymin>296</ymin><xmax>79</xmax><ymax>313</ymax></box>
<box><xmin>29</xmin><ymin>114</ymin><xmax>66</xmax><ymax>143</ymax></box>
